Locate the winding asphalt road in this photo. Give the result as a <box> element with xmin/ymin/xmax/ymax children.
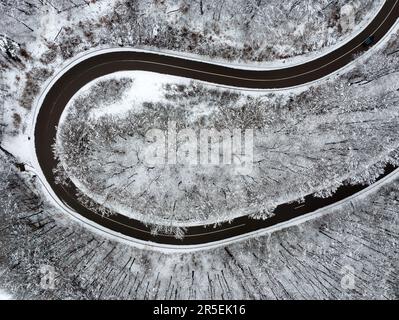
<box><xmin>34</xmin><ymin>0</ymin><xmax>399</xmax><ymax>246</ymax></box>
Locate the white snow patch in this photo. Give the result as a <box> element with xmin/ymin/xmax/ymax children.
<box><xmin>2</xmin><ymin>132</ymin><xmax>32</xmax><ymax>163</ymax></box>
<box><xmin>90</xmin><ymin>71</ymin><xmax>190</xmax><ymax>119</ymax></box>
<box><xmin>358</xmin><ymin>72</ymin><xmax>399</xmax><ymax>96</ymax></box>
<box><xmin>59</xmin><ymin>71</ymin><xmax>194</xmax><ymax>122</ymax></box>
<box><xmin>0</xmin><ymin>289</ymin><xmax>12</xmax><ymax>300</ymax></box>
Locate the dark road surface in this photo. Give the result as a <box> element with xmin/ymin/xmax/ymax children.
<box><xmin>34</xmin><ymin>0</ymin><xmax>399</xmax><ymax>246</ymax></box>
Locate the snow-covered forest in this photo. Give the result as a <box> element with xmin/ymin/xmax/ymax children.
<box><xmin>0</xmin><ymin>149</ymin><xmax>397</xmax><ymax>299</ymax></box>
<box><xmin>0</xmin><ymin>0</ymin><xmax>387</xmax><ymax>144</ymax></box>
<box><xmin>1</xmin><ymin>0</ymin><xmax>383</xmax><ymax>63</ymax></box>
<box><xmin>54</xmin><ymin>38</ymin><xmax>399</xmax><ymax>229</ymax></box>
<box><xmin>0</xmin><ymin>0</ymin><xmax>398</xmax><ymax>300</ymax></box>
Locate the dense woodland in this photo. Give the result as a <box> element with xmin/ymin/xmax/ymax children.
<box><xmin>0</xmin><ymin>0</ymin><xmax>397</xmax><ymax>299</ymax></box>
<box><xmin>54</xmin><ymin>47</ymin><xmax>399</xmax><ymax>229</ymax></box>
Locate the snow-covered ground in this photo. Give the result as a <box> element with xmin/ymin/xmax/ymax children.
<box><xmin>0</xmin><ymin>0</ymin><xmax>385</xmax><ymax>68</ymax></box>
<box><xmin>0</xmin><ymin>289</ymin><xmax>12</xmax><ymax>300</ymax></box>
<box><xmin>0</xmin><ymin>0</ymin><xmax>390</xmax><ymax>164</ymax></box>
<box><xmin>0</xmin><ymin>1</ymin><xmax>397</xmax><ymax>234</ymax></box>
<box><xmin>0</xmin><ymin>0</ymin><xmax>398</xmax><ymax>300</ymax></box>
<box><xmin>0</xmin><ymin>150</ymin><xmax>397</xmax><ymax>299</ymax></box>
